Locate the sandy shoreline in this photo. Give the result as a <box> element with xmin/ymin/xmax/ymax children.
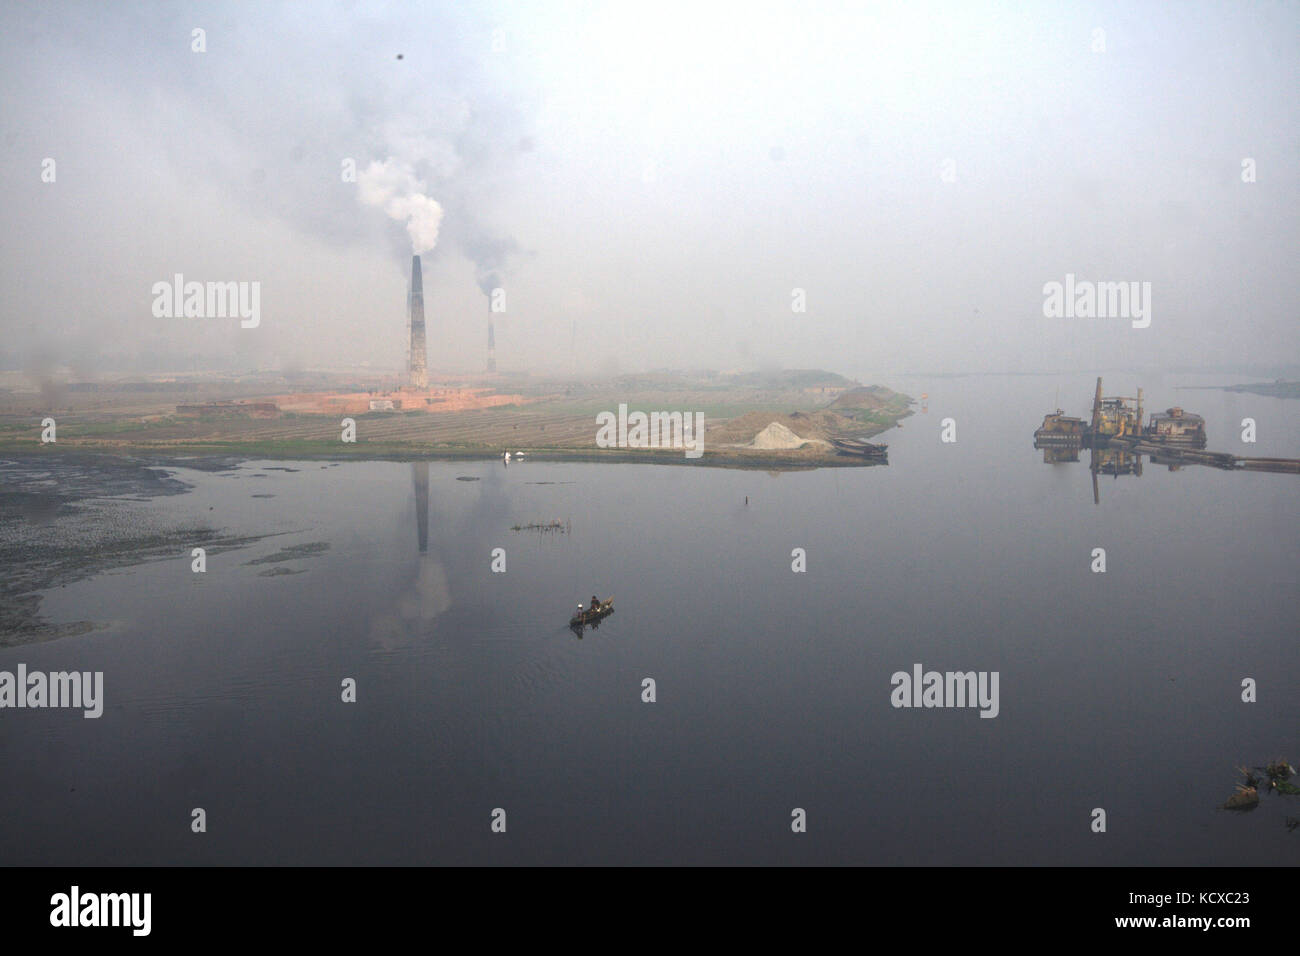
<box><xmin>0</xmin><ymin>431</ymin><xmax>902</xmax><ymax>470</ymax></box>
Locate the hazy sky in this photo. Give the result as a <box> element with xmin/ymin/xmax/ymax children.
<box><xmin>2</xmin><ymin>1</ymin><xmax>1296</xmax><ymax>380</ymax></box>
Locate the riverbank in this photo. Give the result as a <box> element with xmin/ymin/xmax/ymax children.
<box><xmin>1176</xmin><ymin>381</ymin><xmax>1300</xmax><ymax>400</ymax></box>
<box><xmin>0</xmin><ymin>377</ymin><xmax>913</xmax><ymax>469</ymax></box>
<box><xmin>0</xmin><ymin>434</ymin><xmax>902</xmax><ymax>470</ymax></box>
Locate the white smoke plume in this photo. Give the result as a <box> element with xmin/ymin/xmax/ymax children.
<box><xmin>358</xmin><ymin>158</ymin><xmax>444</xmax><ymax>255</ymax></box>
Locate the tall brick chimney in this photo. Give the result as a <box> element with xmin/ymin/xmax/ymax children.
<box><xmin>409</xmin><ymin>255</ymin><xmax>428</xmax><ymax>388</ymax></box>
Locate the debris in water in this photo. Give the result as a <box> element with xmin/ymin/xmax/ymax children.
<box><xmin>1262</xmin><ymin>759</ymin><xmax>1296</xmax><ymax>782</ymax></box>
<box><xmin>1222</xmin><ymin>757</ymin><xmax>1298</xmax><ymax>827</ymax></box>
<box><xmin>510</xmin><ymin>520</ymin><xmax>569</xmax><ymax>534</ymax></box>
<box><xmin>244</xmin><ymin>541</ymin><xmax>329</xmax><ymax>566</ymax></box>
<box><xmin>1221</xmin><ymin>785</ymin><xmax>1259</xmax><ymax>812</ymax></box>
<box><xmin>258</xmin><ymin>566</ymin><xmax>304</xmax><ymax>577</ymax></box>
<box><xmin>456</xmin><ymin>476</ymin><xmax>480</xmax><ymax>482</ymax></box>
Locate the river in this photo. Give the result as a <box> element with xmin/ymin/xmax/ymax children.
<box><xmin>0</xmin><ymin>372</ymin><xmax>1295</xmax><ymax>864</ymax></box>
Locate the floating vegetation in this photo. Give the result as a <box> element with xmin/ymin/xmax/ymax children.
<box><xmin>1263</xmin><ymin>759</ymin><xmax>1295</xmax><ymax>783</ymax></box>
<box><xmin>0</xmin><ymin>454</ymin><xmax>282</xmax><ymax>644</ymax></box>
<box><xmin>1221</xmin><ymin>758</ymin><xmax>1297</xmax><ymax>825</ymax></box>
<box><xmin>244</xmin><ymin>541</ymin><xmax>330</xmax><ymax>566</ymax></box>
<box><xmin>510</xmin><ymin>519</ymin><xmax>570</xmax><ymax>534</ymax></box>
<box><xmin>1221</xmin><ymin>785</ymin><xmax>1259</xmax><ymax>812</ymax></box>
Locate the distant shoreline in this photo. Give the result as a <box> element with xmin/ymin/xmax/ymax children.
<box><xmin>0</xmin><ymin>437</ymin><xmax>898</xmax><ymax>471</ymax></box>
<box><xmin>0</xmin><ymin>373</ymin><xmax>914</xmax><ymax>470</ymax></box>
<box><xmin>1174</xmin><ymin>381</ymin><xmax>1300</xmax><ymax>400</ymax></box>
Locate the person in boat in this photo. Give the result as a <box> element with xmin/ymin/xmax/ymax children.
<box><xmin>590</xmin><ymin>595</ymin><xmax>600</xmax><ymax>614</ymax></box>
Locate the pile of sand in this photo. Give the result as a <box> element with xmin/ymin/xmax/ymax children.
<box><xmin>749</xmin><ymin>421</ymin><xmax>829</xmax><ymax>450</ymax></box>
<box><xmin>710</xmin><ymin>409</ymin><xmax>838</xmax><ymax>445</ymax></box>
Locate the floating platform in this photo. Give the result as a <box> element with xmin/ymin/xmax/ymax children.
<box><xmin>1146</xmin><ymin>407</ymin><xmax>1206</xmax><ymax>446</ymax></box>
<box><xmin>1033</xmin><ymin>409</ymin><xmax>1087</xmax><ymax>444</ymax></box>
<box><xmin>1108</xmin><ymin>436</ymin><xmax>1300</xmax><ymax>473</ymax></box>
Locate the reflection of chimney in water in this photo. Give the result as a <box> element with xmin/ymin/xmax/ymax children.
<box><xmin>412</xmin><ymin>461</ymin><xmax>429</xmax><ymax>554</ymax></box>
<box><xmin>409</xmin><ymin>256</ymin><xmax>428</xmax><ymax>389</ymax></box>
<box><xmin>486</xmin><ymin>294</ymin><xmax>496</xmax><ymax>373</ymax></box>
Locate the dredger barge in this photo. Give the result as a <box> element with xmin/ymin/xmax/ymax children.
<box><xmin>1033</xmin><ymin>377</ymin><xmax>1300</xmax><ymax>473</ymax></box>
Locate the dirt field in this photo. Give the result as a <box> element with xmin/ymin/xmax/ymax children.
<box><xmin>0</xmin><ymin>373</ymin><xmax>913</xmax><ymax>467</ymax></box>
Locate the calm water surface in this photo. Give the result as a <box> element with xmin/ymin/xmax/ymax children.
<box><xmin>1</xmin><ymin>373</ymin><xmax>1295</xmax><ymax>864</ymax></box>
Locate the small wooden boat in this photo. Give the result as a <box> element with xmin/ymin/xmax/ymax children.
<box><xmin>827</xmin><ymin>437</ymin><xmax>888</xmax><ymax>460</ymax></box>
<box><xmin>569</xmin><ymin>597</ymin><xmax>614</xmax><ymax>627</ymax></box>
